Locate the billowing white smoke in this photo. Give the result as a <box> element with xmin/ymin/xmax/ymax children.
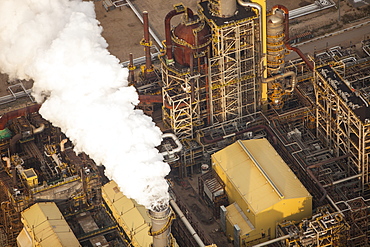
<box><xmin>0</xmin><ymin>0</ymin><xmax>170</xmax><ymax>210</ymax></box>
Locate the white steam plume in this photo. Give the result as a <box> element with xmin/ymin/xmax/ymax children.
<box><xmin>0</xmin><ymin>0</ymin><xmax>170</xmax><ymax>210</ymax></box>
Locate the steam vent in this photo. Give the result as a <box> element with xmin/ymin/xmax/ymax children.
<box><xmin>0</xmin><ymin>0</ymin><xmax>370</xmax><ymax>247</ymax></box>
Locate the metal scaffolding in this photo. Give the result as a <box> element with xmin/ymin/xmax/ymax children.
<box><xmin>277</xmin><ymin>206</ymin><xmax>349</xmax><ymax>246</ymax></box>
<box><xmin>203</xmin><ymin>11</ymin><xmax>260</xmax><ymax>125</ymax></box>
<box><xmin>314</xmin><ymin>65</ymin><xmax>370</xmax><ymax>193</ymax></box>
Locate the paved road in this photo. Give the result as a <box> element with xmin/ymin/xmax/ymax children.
<box><xmin>287</xmin><ymin>21</ymin><xmax>370</xmax><ymax>60</ymax></box>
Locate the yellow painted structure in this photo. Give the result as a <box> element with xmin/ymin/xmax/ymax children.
<box><xmin>212</xmin><ymin>139</ymin><xmax>312</xmax><ymax>246</ymax></box>
<box><xmin>102</xmin><ymin>180</ymin><xmax>152</xmax><ymax>247</ymax></box>
<box><xmin>251</xmin><ymin>0</ymin><xmax>268</xmax><ymax>104</ymax></box>
<box><xmin>21</xmin><ymin>168</ymin><xmax>38</xmax><ymax>188</ymax></box>
<box><xmin>17</xmin><ymin>202</ymin><xmax>80</xmax><ymax>247</ymax></box>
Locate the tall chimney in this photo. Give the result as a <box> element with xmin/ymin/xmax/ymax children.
<box><xmin>148</xmin><ymin>206</ymin><xmax>173</xmax><ymax>247</ymax></box>
<box><xmin>142</xmin><ymin>11</ymin><xmax>154</xmax><ymax>78</ymax></box>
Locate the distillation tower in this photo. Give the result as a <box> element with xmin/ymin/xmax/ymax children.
<box><xmin>161</xmin><ymin>0</ymin><xmax>265</xmax><ymax>141</ymax></box>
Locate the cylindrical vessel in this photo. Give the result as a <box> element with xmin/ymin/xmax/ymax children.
<box><xmin>209</xmin><ymin>0</ymin><xmax>237</xmax><ymax>18</ymax></box>
<box><xmin>172</xmin><ymin>18</ymin><xmax>210</xmax><ymax>67</ymax></box>
<box><xmin>149</xmin><ymin>206</ymin><xmax>172</xmax><ymax>247</ymax></box>
<box><xmin>266</xmin><ymin>10</ymin><xmax>285</xmax><ymax>75</ymax></box>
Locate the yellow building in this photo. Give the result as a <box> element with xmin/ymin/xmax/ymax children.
<box><xmin>102</xmin><ymin>180</ymin><xmax>153</xmax><ymax>247</ymax></box>
<box><xmin>212</xmin><ymin>139</ymin><xmax>312</xmax><ymax>246</ymax></box>
<box><xmin>17</xmin><ymin>202</ymin><xmax>81</xmax><ymax>247</ymax></box>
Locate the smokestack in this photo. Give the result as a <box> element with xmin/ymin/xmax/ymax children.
<box><xmin>142</xmin><ymin>11</ymin><xmax>153</xmax><ymax>78</ymax></box>
<box><xmin>148</xmin><ymin>205</ymin><xmax>173</xmax><ymax>247</ymax></box>
<box><xmin>128</xmin><ymin>53</ymin><xmax>136</xmax><ymax>84</ymax></box>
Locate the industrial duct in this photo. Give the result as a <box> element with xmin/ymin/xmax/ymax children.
<box><xmin>161</xmin><ymin>133</ymin><xmax>182</xmax><ymax>156</ymax></box>
<box><xmin>164</xmin><ymin>5</ymin><xmax>194</xmax><ymax>65</ymax></box>
<box><xmin>237</xmin><ymin>0</ymin><xmax>263</xmax><ymax>56</ymax></box>
<box><xmin>262</xmin><ymin>70</ymin><xmax>297</xmax><ymax>93</ymax></box>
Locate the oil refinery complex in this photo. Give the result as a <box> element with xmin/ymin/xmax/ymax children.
<box><xmin>0</xmin><ymin>0</ymin><xmax>370</xmax><ymax>246</ymax></box>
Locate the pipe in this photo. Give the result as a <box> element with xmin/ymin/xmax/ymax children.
<box><xmin>10</xmin><ymin>133</ymin><xmax>22</xmax><ymax>154</ymax></box>
<box><xmin>169</xmin><ymin>199</ymin><xmax>205</xmax><ymax>247</ymax></box>
<box><xmin>262</xmin><ymin>70</ymin><xmax>297</xmax><ymax>93</ymax></box>
<box><xmin>142</xmin><ymin>11</ymin><xmax>153</xmax><ymax>77</ymax></box>
<box><xmin>164</xmin><ymin>7</ymin><xmax>194</xmax><ymax>64</ymax></box>
<box><xmin>252</xmin><ymin>234</ymin><xmax>292</xmax><ymax>247</ymax></box>
<box><xmin>307</xmin><ymin>154</ymin><xmax>350</xmax><ymax>169</ymax></box>
<box><xmin>60</xmin><ymin>139</ymin><xmax>68</xmax><ymax>152</ymax></box>
<box><xmin>128</xmin><ymin>53</ymin><xmax>135</xmax><ymax>83</ymax></box>
<box><xmin>323</xmin><ymin>174</ymin><xmax>362</xmax><ymax>188</ymax></box>
<box><xmin>237</xmin><ymin>0</ymin><xmax>262</xmax><ymax>55</ymax></box>
<box><xmin>161</xmin><ymin>133</ymin><xmax>183</xmax><ymax>156</ymax></box>
<box><xmin>201</xmin><ymin>124</ymin><xmax>277</xmax><ymax>145</ymax></box>
<box><xmin>271</xmin><ymin>5</ymin><xmax>314</xmax><ymax>71</ymax></box>
<box><xmin>2</xmin><ymin>157</ymin><xmax>11</xmax><ymax>168</ymax></box>
<box><xmin>306</xmin><ymin>168</ymin><xmax>327</xmax><ymax>203</ymax></box>
<box><xmin>125</xmin><ymin>0</ymin><xmax>162</xmax><ymax>50</ymax></box>
<box><xmin>32</xmin><ymin>123</ymin><xmax>45</xmax><ymax>134</ymax></box>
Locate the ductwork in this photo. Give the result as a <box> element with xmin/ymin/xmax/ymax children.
<box><xmin>237</xmin><ymin>0</ymin><xmax>263</xmax><ymax>55</ymax></box>
<box><xmin>32</xmin><ymin>123</ymin><xmax>45</xmax><ymax>134</ymax></box>
<box><xmin>160</xmin><ymin>133</ymin><xmax>183</xmax><ymax>156</ymax></box>
<box><xmin>2</xmin><ymin>156</ymin><xmax>11</xmax><ymax>168</ymax></box>
<box><xmin>262</xmin><ymin>70</ymin><xmax>297</xmax><ymax>93</ymax></box>
<box><xmin>164</xmin><ymin>6</ymin><xmax>194</xmax><ymax>65</ymax></box>
<box><xmin>60</xmin><ymin>139</ymin><xmax>68</xmax><ymax>152</ymax></box>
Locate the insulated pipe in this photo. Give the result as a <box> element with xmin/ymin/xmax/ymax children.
<box><xmin>164</xmin><ymin>8</ymin><xmax>194</xmax><ymax>64</ymax></box>
<box><xmin>262</xmin><ymin>70</ymin><xmax>297</xmax><ymax>93</ymax></box>
<box><xmin>2</xmin><ymin>157</ymin><xmax>11</xmax><ymax>168</ymax></box>
<box><xmin>169</xmin><ymin>199</ymin><xmax>205</xmax><ymax>247</ymax></box>
<box><xmin>161</xmin><ymin>133</ymin><xmax>183</xmax><ymax>156</ymax></box>
<box><xmin>237</xmin><ymin>0</ymin><xmax>262</xmax><ymax>55</ymax></box>
<box><xmin>32</xmin><ymin>123</ymin><xmax>45</xmax><ymax>134</ymax></box>
<box><xmin>271</xmin><ymin>5</ymin><xmax>314</xmax><ymax>71</ymax></box>
<box><xmin>201</xmin><ymin>124</ymin><xmax>278</xmax><ymax>145</ymax></box>
<box><xmin>60</xmin><ymin>139</ymin><xmax>68</xmax><ymax>152</ymax></box>
<box><xmin>252</xmin><ymin>234</ymin><xmax>292</xmax><ymax>247</ymax></box>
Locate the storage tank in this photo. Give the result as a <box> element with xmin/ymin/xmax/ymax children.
<box><xmin>172</xmin><ymin>18</ymin><xmax>211</xmax><ymax>67</ymax></box>
<box><xmin>266</xmin><ymin>10</ymin><xmax>285</xmax><ymax>75</ymax></box>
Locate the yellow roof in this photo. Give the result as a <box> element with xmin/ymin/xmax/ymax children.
<box><xmin>212</xmin><ymin>138</ymin><xmax>311</xmax><ymax>214</ymax></box>
<box><xmin>226</xmin><ymin>203</ymin><xmax>254</xmax><ymax>236</ymax></box>
<box><xmin>101</xmin><ymin>180</ymin><xmax>152</xmax><ymax>247</ymax></box>
<box><xmin>21</xmin><ymin>202</ymin><xmax>80</xmax><ymax>247</ymax></box>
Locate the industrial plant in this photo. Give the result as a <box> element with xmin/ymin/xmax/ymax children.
<box><xmin>0</xmin><ymin>0</ymin><xmax>369</xmax><ymax>246</ymax></box>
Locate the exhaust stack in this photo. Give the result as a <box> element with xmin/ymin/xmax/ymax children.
<box><xmin>148</xmin><ymin>205</ymin><xmax>173</xmax><ymax>247</ymax></box>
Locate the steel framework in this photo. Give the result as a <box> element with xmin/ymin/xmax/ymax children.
<box><xmin>206</xmin><ymin>18</ymin><xmax>259</xmax><ymax>124</ymax></box>
<box><xmin>314</xmin><ymin>65</ymin><xmax>370</xmax><ymax>193</ymax></box>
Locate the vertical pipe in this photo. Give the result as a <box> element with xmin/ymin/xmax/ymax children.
<box><xmin>128</xmin><ymin>53</ymin><xmax>135</xmax><ymax>83</ymax></box>
<box><xmin>143</xmin><ymin>11</ymin><xmax>153</xmax><ymax>78</ymax></box>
